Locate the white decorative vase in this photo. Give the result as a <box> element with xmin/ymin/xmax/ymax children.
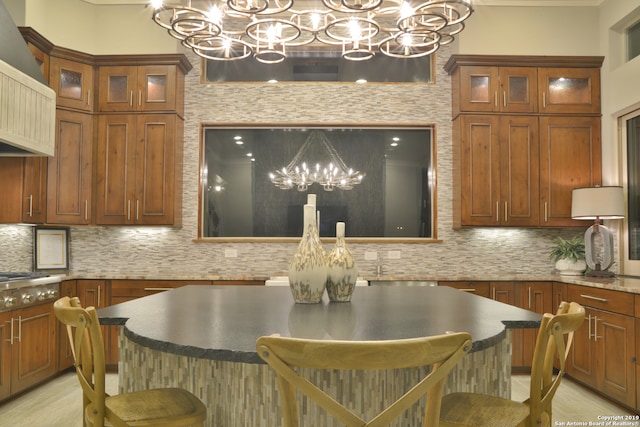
<box><xmin>555</xmin><ymin>259</ymin><xmax>587</xmax><ymax>276</ymax></box>
<box><xmin>326</xmin><ymin>222</ymin><xmax>358</xmax><ymax>302</ymax></box>
<box><xmin>288</xmin><ymin>204</ymin><xmax>327</xmax><ymax>303</ymax></box>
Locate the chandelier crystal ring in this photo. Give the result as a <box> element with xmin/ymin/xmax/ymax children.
<box><xmin>150</xmin><ymin>0</ymin><xmax>473</xmax><ymax>62</ymax></box>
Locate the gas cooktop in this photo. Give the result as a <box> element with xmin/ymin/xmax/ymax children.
<box><xmin>0</xmin><ymin>271</ymin><xmax>50</xmax><ymax>282</ymax></box>
<box><xmin>0</xmin><ymin>272</ymin><xmax>62</xmax><ymax>312</ymax></box>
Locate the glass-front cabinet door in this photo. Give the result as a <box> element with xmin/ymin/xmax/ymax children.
<box><xmin>538</xmin><ymin>67</ymin><xmax>600</xmax><ymax>114</ymax></box>
<box><xmin>621</xmin><ymin>109</ymin><xmax>640</xmax><ymax>275</ymax></box>
<box><xmin>98</xmin><ymin>65</ymin><xmax>176</xmax><ymax>113</ymax></box>
<box><xmin>50</xmin><ymin>57</ymin><xmax>94</xmax><ymax>111</ymax></box>
<box><xmin>458</xmin><ymin>66</ymin><xmax>537</xmax><ymax>113</ymax></box>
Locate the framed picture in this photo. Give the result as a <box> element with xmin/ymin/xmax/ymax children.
<box><xmin>34</xmin><ymin>227</ymin><xmax>69</xmax><ymax>271</ymax></box>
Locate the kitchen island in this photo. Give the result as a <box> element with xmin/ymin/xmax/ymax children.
<box><xmin>98</xmin><ymin>284</ymin><xmax>541</xmax><ymax>426</ymax></box>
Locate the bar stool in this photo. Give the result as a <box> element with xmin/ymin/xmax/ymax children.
<box><xmin>54</xmin><ymin>296</ymin><xmax>207</xmax><ymax>427</ymax></box>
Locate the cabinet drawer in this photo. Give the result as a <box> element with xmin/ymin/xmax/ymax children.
<box><xmin>110</xmin><ymin>279</ymin><xmax>211</xmax><ymax>298</ymax></box>
<box><xmin>567</xmin><ymin>284</ymin><xmax>634</xmax><ymax>316</ymax></box>
<box><xmin>439</xmin><ymin>281</ymin><xmax>490</xmax><ymax>298</ymax></box>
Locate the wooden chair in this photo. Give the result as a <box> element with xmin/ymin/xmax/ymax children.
<box><xmin>438</xmin><ymin>301</ymin><xmax>586</xmax><ymax>427</ymax></box>
<box><xmin>53</xmin><ymin>296</ymin><xmax>207</xmax><ymax>427</ymax></box>
<box><xmin>256</xmin><ymin>332</ymin><xmax>472</xmax><ymax>427</ymax></box>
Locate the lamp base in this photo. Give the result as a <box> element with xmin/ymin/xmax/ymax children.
<box><xmin>586</xmin><ymin>263</ymin><xmax>616</xmax><ymax>278</ymax></box>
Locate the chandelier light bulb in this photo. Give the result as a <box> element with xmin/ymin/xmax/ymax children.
<box><xmin>348</xmin><ymin>19</ymin><xmax>362</xmax><ymax>39</ymax></box>
<box><xmin>311</xmin><ymin>12</ymin><xmax>322</xmax><ymax>30</ymax></box>
<box><xmin>400</xmin><ymin>2</ymin><xmax>414</xmax><ymax>19</ymax></box>
<box><xmin>206</xmin><ymin>5</ymin><xmax>223</xmax><ymax>24</ymax></box>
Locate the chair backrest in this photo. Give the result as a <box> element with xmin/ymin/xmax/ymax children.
<box><xmin>53</xmin><ymin>296</ymin><xmax>107</xmax><ymax>427</ymax></box>
<box><xmin>256</xmin><ymin>332</ymin><xmax>472</xmax><ymax>427</ymax></box>
<box><xmin>528</xmin><ymin>301</ymin><xmax>585</xmax><ymax>426</ymax></box>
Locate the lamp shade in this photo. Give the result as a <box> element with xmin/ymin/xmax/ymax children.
<box><xmin>571</xmin><ymin>186</ymin><xmax>625</xmax><ymax>220</ymax></box>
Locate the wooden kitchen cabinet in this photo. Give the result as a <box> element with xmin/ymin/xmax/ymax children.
<box><xmin>454</xmin><ymin>65</ymin><xmax>537</xmax><ymax>114</ymax></box>
<box><xmin>11</xmin><ymin>303</ymin><xmax>58</xmax><ymax>395</ymax></box>
<box><xmin>552</xmin><ymin>282</ymin><xmax>567</xmax><ymax>313</ymax></box>
<box><xmin>0</xmin><ymin>159</ymin><xmax>24</xmax><ymax>224</ymax></box>
<box><xmin>95</xmin><ymin>114</ymin><xmax>183</xmax><ymax>225</ymax></box>
<box><xmin>447</xmin><ymin>55</ymin><xmax>603</xmax><ymax>229</ymax></box>
<box><xmin>0</xmin><ymin>303</ymin><xmax>58</xmax><ymax>401</ymax></box>
<box><xmin>76</xmin><ymin>280</ymin><xmax>112</xmax><ymax>368</ymax></box>
<box><xmin>518</xmin><ymin>282</ymin><xmax>553</xmax><ymax>367</ymax></box>
<box><xmin>538</xmin><ymin>67</ymin><xmax>600</xmax><ymax>114</ymax></box>
<box><xmin>475</xmin><ymin>281</ymin><xmax>553</xmax><ymax>369</ymax></box>
<box><xmin>110</xmin><ymin>279</ymin><xmax>211</xmax><ymax>304</ymax></box>
<box><xmin>0</xmin><ymin>158</ymin><xmax>47</xmax><ymax>225</ymax></box>
<box><xmin>50</xmin><ymin>55</ymin><xmax>94</xmax><ymax>112</ymax></box>
<box><xmin>439</xmin><ymin>279</ymin><xmax>540</xmax><ymax>367</ymax></box>
<box><xmin>454</xmin><ymin>115</ymin><xmax>539</xmax><ymax>227</ymax></box>
<box><xmin>567</xmin><ymin>285</ymin><xmax>636</xmax><ymax>409</ymax></box>
<box><xmin>76</xmin><ymin>279</ymin><xmax>107</xmax><ymax>310</ymax></box>
<box><xmin>98</xmin><ymin>65</ymin><xmax>181</xmax><ymax>114</ymax></box>
<box><xmin>438</xmin><ymin>281</ymin><xmax>491</xmax><ymax>298</ymax></box>
<box><xmin>489</xmin><ymin>282</ymin><xmax>523</xmax><ymax>366</ymax></box>
<box><xmin>22</xmin><ymin>157</ymin><xmax>48</xmax><ymax>224</ymax></box>
<box><xmin>539</xmin><ymin>116</ymin><xmax>602</xmax><ymax>227</ymax></box>
<box><xmin>0</xmin><ymin>311</ymin><xmax>11</xmax><ymax>400</ymax></box>
<box><xmin>46</xmin><ymin>109</ymin><xmax>93</xmax><ymax>225</ymax></box>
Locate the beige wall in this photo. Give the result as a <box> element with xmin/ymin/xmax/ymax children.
<box><xmin>458</xmin><ymin>5</ymin><xmax>600</xmax><ymax>56</ymax></box>
<box><xmin>4</xmin><ymin>0</ymin><xmax>181</xmax><ymax>54</ymax></box>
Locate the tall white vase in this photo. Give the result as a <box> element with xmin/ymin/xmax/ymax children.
<box><xmin>288</xmin><ymin>204</ymin><xmax>327</xmax><ymax>303</ymax></box>
<box><xmin>326</xmin><ymin>222</ymin><xmax>358</xmax><ymax>302</ymax></box>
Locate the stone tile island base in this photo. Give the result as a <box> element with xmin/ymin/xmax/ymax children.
<box><xmin>118</xmin><ymin>328</ymin><xmax>511</xmax><ymax>426</ymax></box>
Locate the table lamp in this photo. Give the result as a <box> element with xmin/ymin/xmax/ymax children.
<box><xmin>571</xmin><ymin>186</ymin><xmax>625</xmax><ymax>277</ymax></box>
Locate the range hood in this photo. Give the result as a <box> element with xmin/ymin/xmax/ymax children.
<box><xmin>0</xmin><ymin>1</ymin><xmax>55</xmax><ymax>157</ymax></box>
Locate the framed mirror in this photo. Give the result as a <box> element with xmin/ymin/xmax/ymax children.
<box><xmin>199</xmin><ymin>126</ymin><xmax>436</xmax><ymax>241</ymax></box>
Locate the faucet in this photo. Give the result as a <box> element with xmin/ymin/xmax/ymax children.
<box><xmin>376</xmin><ymin>256</ymin><xmax>383</xmax><ymax>276</ymax></box>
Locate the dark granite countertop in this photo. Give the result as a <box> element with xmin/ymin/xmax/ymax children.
<box><xmin>97</xmin><ymin>285</ymin><xmax>541</xmax><ymax>364</ymax></box>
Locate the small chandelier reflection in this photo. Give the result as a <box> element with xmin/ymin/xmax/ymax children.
<box><xmin>269</xmin><ymin>130</ymin><xmax>365</xmax><ymax>191</ymax></box>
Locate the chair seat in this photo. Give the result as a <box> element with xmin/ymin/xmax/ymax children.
<box><xmin>86</xmin><ymin>388</ymin><xmax>207</xmax><ymax>427</ymax></box>
<box><xmin>439</xmin><ymin>392</ymin><xmax>530</xmax><ymax>427</ymax></box>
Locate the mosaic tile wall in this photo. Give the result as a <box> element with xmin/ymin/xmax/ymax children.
<box><xmin>118</xmin><ymin>328</ymin><xmax>510</xmax><ymax>427</ymax></box>
<box><xmin>0</xmin><ymin>45</ymin><xmax>602</xmax><ymax>277</ymax></box>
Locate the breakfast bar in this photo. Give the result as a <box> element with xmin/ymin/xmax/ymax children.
<box><xmin>98</xmin><ymin>285</ymin><xmax>541</xmax><ymax>426</ymax></box>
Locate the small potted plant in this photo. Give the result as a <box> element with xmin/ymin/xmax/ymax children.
<box><xmin>549</xmin><ymin>235</ymin><xmax>587</xmax><ymax>276</ymax></box>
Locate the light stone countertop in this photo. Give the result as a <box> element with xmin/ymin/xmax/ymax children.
<box><xmin>59</xmin><ymin>273</ymin><xmax>640</xmax><ymax>294</ymax></box>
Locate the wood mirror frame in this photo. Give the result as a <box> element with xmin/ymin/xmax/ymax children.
<box><xmin>197</xmin><ymin>124</ymin><xmax>437</xmax><ymax>242</ymax></box>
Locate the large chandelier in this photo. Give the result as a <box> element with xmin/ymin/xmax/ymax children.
<box><xmin>150</xmin><ymin>0</ymin><xmax>473</xmax><ymax>64</ymax></box>
<box><xmin>269</xmin><ymin>130</ymin><xmax>365</xmax><ymax>191</ymax></box>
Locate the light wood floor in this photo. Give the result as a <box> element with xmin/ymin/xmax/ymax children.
<box><xmin>0</xmin><ymin>372</ymin><xmax>637</xmax><ymax>426</ymax></box>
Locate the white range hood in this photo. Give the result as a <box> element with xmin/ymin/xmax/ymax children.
<box><xmin>0</xmin><ymin>1</ymin><xmax>56</xmax><ymax>157</ymax></box>
<box><xmin>0</xmin><ymin>58</ymin><xmax>56</xmax><ymax>156</ymax></box>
